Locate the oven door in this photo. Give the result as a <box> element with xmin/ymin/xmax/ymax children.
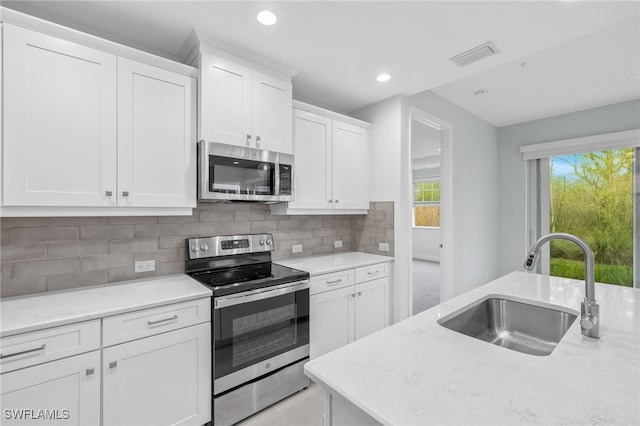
<box><xmin>213</xmin><ymin>280</ymin><xmax>310</xmax><ymax>395</ymax></box>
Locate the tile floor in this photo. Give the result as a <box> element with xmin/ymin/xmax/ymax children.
<box><xmin>412</xmin><ymin>259</ymin><xmax>440</xmax><ymax>314</ymax></box>
<box><xmin>236</xmin><ymin>382</ymin><xmax>324</xmax><ymax>426</ymax></box>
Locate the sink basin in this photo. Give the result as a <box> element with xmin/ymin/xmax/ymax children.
<box><xmin>438</xmin><ymin>295</ymin><xmax>578</xmax><ymax>356</ymax></box>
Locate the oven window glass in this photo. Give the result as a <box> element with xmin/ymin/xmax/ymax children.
<box><xmin>209</xmin><ymin>155</ymin><xmax>275</xmax><ymax>195</ymax></box>
<box><xmin>214</xmin><ymin>288</ymin><xmax>309</xmax><ymax>379</ymax></box>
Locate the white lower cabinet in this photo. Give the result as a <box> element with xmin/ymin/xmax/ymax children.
<box><xmin>102</xmin><ymin>323</ymin><xmax>211</xmax><ymax>426</ymax></box>
<box><xmin>309</xmin><ymin>262</ymin><xmax>390</xmax><ymax>359</ymax></box>
<box><xmin>0</xmin><ymin>351</ymin><xmax>101</xmax><ymax>426</ymax></box>
<box><xmin>0</xmin><ymin>297</ymin><xmax>211</xmax><ymax>426</ymax></box>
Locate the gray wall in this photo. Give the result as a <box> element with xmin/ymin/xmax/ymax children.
<box><xmin>497</xmin><ymin>100</ymin><xmax>640</xmax><ymax>276</ymax></box>
<box><xmin>409</xmin><ymin>91</ymin><xmax>500</xmax><ymax>296</ymax></box>
<box><xmin>1</xmin><ymin>202</ymin><xmax>393</xmax><ymax>298</ymax></box>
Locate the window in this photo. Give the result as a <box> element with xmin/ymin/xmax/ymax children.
<box><xmin>413</xmin><ymin>179</ymin><xmax>440</xmax><ymax>227</ymax></box>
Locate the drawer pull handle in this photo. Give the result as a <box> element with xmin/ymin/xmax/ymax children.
<box><xmin>351</xmin><ymin>293</ymin><xmax>356</xmax><ymax>298</ymax></box>
<box><xmin>0</xmin><ymin>344</ymin><xmax>46</xmax><ymax>359</ymax></box>
<box><xmin>86</xmin><ymin>367</ymin><xmax>95</xmax><ymax>376</ymax></box>
<box><xmin>326</xmin><ymin>279</ymin><xmax>342</xmax><ymax>285</ymax></box>
<box><xmin>147</xmin><ymin>315</ymin><xmax>178</xmax><ymax>326</ymax></box>
<box><xmin>367</xmin><ymin>270</ymin><xmax>380</xmax><ymax>276</ymax></box>
<box><xmin>109</xmin><ymin>361</ymin><xmax>117</xmax><ymax>369</ymax></box>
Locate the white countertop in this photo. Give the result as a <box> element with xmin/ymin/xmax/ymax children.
<box><xmin>304</xmin><ymin>271</ymin><xmax>640</xmax><ymax>426</ymax></box>
<box><xmin>0</xmin><ymin>274</ymin><xmax>212</xmax><ymax>337</ymax></box>
<box><xmin>276</xmin><ymin>252</ymin><xmax>393</xmax><ymax>276</ymax></box>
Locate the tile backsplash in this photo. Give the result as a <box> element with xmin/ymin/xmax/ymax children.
<box><xmin>1</xmin><ymin>202</ymin><xmax>394</xmax><ymax>298</ymax></box>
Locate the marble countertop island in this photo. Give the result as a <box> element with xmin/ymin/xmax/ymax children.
<box><xmin>304</xmin><ymin>271</ymin><xmax>640</xmax><ymax>426</ymax></box>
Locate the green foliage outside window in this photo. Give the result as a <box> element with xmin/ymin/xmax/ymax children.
<box><xmin>414</xmin><ymin>180</ymin><xmax>440</xmax><ymax>227</ymax></box>
<box><xmin>549</xmin><ymin>148</ymin><xmax>634</xmax><ymax>287</ymax></box>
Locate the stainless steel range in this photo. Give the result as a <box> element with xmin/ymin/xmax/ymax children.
<box><xmin>185</xmin><ymin>234</ymin><xmax>310</xmax><ymax>426</ymax></box>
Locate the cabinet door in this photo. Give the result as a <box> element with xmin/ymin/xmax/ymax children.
<box><xmin>332</xmin><ymin>121</ymin><xmax>369</xmax><ymax>210</ymax></box>
<box><xmin>0</xmin><ymin>351</ymin><xmax>101</xmax><ymax>426</ymax></box>
<box><xmin>310</xmin><ymin>285</ymin><xmax>354</xmax><ymax>359</ymax></box>
<box><xmin>3</xmin><ymin>25</ymin><xmax>117</xmax><ymax>207</ymax></box>
<box><xmin>354</xmin><ymin>278</ymin><xmax>388</xmax><ymax>341</ymax></box>
<box><xmin>117</xmin><ymin>58</ymin><xmax>196</xmax><ymax>208</ymax></box>
<box><xmin>289</xmin><ymin>110</ymin><xmax>332</xmax><ymax>209</ymax></box>
<box><xmin>103</xmin><ymin>323</ymin><xmax>211</xmax><ymax>426</ymax></box>
<box><xmin>252</xmin><ymin>71</ymin><xmax>293</xmax><ymax>154</ymax></box>
<box><xmin>199</xmin><ymin>54</ymin><xmax>252</xmax><ymax>147</ymax></box>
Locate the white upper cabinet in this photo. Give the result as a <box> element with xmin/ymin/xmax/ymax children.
<box><xmin>271</xmin><ymin>102</ymin><xmax>370</xmax><ymax>215</ymax></box>
<box><xmin>1</xmin><ymin>21</ymin><xmax>197</xmax><ymax>215</ymax></box>
<box><xmin>332</xmin><ymin>121</ymin><xmax>369</xmax><ymax>210</ymax></box>
<box><xmin>288</xmin><ymin>110</ymin><xmax>333</xmax><ymax>210</ymax></box>
<box><xmin>117</xmin><ymin>58</ymin><xmax>196</xmax><ymax>208</ymax></box>
<box><xmin>3</xmin><ymin>24</ymin><xmax>118</xmax><ymax>207</ymax></box>
<box><xmin>199</xmin><ymin>52</ymin><xmax>293</xmax><ymax>154</ymax></box>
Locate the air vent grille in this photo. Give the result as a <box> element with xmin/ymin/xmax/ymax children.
<box><xmin>449</xmin><ymin>41</ymin><xmax>500</xmax><ymax>67</ymax></box>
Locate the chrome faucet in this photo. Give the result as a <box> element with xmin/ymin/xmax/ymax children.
<box><xmin>523</xmin><ymin>233</ymin><xmax>600</xmax><ymax>338</ymax></box>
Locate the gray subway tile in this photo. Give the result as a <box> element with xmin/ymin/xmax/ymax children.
<box><xmin>216</xmin><ymin>221</ymin><xmax>250</xmax><ymax>235</ymax></box>
<box><xmin>158</xmin><ymin>261</ymin><xmax>184</xmax><ymax>275</ymax></box>
<box><xmin>108</xmin><ymin>266</ymin><xmax>156</xmax><ymax>283</ymax></box>
<box><xmin>199</xmin><ymin>210</ymin><xmax>235</xmax><ymax>222</ymax></box>
<box><xmin>159</xmin><ymin>235</ymin><xmax>193</xmax><ymax>249</ymax></box>
<box><xmin>45</xmin><ymin>217</ymin><xmax>108</xmax><ymax>226</ymax></box>
<box><xmin>109</xmin><ymin>238</ymin><xmax>158</xmax><ymax>253</ymax></box>
<box><xmin>1</xmin><ymin>277</ymin><xmax>47</xmax><ymax>298</ymax></box>
<box><xmin>80</xmin><ymin>253</ymin><xmax>133</xmax><ymax>271</ymax></box>
<box><xmin>0</xmin><ymin>243</ymin><xmax>47</xmax><ymax>262</ymax></box>
<box><xmin>11</xmin><ymin>227</ymin><xmax>79</xmax><ymax>244</ymax></box>
<box><xmin>277</xmin><ymin>219</ymin><xmax>301</xmax><ymax>230</ymax></box>
<box><xmin>1</xmin><ymin>217</ymin><xmax>47</xmax><ymax>228</ymax></box>
<box><xmin>13</xmin><ymin>258</ymin><xmax>80</xmax><ymax>278</ymax></box>
<box><xmin>134</xmin><ymin>222</ymin><xmax>217</xmax><ymax>238</ymax></box>
<box><xmin>235</xmin><ymin>209</ymin><xmax>265</xmax><ymax>221</ymax></box>
<box><xmin>1</xmin><ymin>262</ymin><xmax>11</xmax><ymax>281</ymax></box>
<box><xmin>250</xmin><ymin>220</ymin><xmax>278</xmax><ymax>233</ymax></box>
<box><xmin>80</xmin><ymin>225</ymin><xmax>134</xmax><ymax>241</ymax></box>
<box><xmin>46</xmin><ymin>270</ymin><xmax>109</xmax><ymax>292</ymax></box>
<box><xmin>48</xmin><ymin>240</ymin><xmax>108</xmax><ymax>258</ymax></box>
<box><xmin>107</xmin><ymin>216</ymin><xmax>159</xmax><ymax>225</ymax></box>
<box><xmin>135</xmin><ymin>249</ymin><xmax>182</xmax><ymax>263</ymax></box>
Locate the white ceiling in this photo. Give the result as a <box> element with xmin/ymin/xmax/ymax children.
<box><xmin>3</xmin><ymin>1</ymin><xmax>640</xmax><ymax>125</ymax></box>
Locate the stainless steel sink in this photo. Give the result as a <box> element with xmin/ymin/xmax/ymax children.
<box><xmin>438</xmin><ymin>295</ymin><xmax>578</xmax><ymax>356</ymax></box>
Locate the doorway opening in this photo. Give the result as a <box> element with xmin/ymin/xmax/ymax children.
<box><xmin>408</xmin><ymin>107</ymin><xmax>453</xmax><ymax>315</ymax></box>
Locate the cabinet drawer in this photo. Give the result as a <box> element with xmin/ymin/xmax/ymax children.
<box><xmin>0</xmin><ymin>320</ymin><xmax>101</xmax><ymax>373</ymax></box>
<box><xmin>310</xmin><ymin>270</ymin><xmax>354</xmax><ymax>295</ymax></box>
<box><xmin>355</xmin><ymin>262</ymin><xmax>389</xmax><ymax>284</ymax></box>
<box><xmin>103</xmin><ymin>297</ymin><xmax>210</xmax><ymax>347</ymax></box>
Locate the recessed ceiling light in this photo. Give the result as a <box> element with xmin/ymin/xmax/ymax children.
<box><xmin>474</xmin><ymin>89</ymin><xmax>489</xmax><ymax>97</ymax></box>
<box><xmin>257</xmin><ymin>10</ymin><xmax>277</xmax><ymax>26</ymax></box>
<box><xmin>376</xmin><ymin>73</ymin><xmax>391</xmax><ymax>82</ymax></box>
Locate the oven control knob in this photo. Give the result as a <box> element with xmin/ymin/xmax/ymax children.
<box><xmin>200</xmin><ymin>243</ymin><xmax>209</xmax><ymax>252</ymax></box>
<box><xmin>190</xmin><ymin>245</ymin><xmax>199</xmax><ymax>253</ymax></box>
<box><xmin>259</xmin><ymin>240</ymin><xmax>265</xmax><ymax>246</ymax></box>
<box><xmin>266</xmin><ymin>239</ymin><xmax>273</xmax><ymax>246</ymax></box>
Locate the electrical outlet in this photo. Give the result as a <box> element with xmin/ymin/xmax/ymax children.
<box><xmin>379</xmin><ymin>243</ymin><xmax>389</xmax><ymax>252</ymax></box>
<box><xmin>292</xmin><ymin>244</ymin><xmax>303</xmax><ymax>253</ymax></box>
<box><xmin>135</xmin><ymin>260</ymin><xmax>155</xmax><ymax>273</ymax></box>
<box><xmin>334</xmin><ymin>240</ymin><xmax>343</xmax><ymax>248</ymax></box>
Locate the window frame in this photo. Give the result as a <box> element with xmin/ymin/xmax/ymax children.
<box><xmin>413</xmin><ymin>177</ymin><xmax>441</xmax><ymax>229</ymax></box>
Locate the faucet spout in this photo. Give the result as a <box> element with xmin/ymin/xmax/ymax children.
<box><xmin>523</xmin><ymin>233</ymin><xmax>600</xmax><ymax>338</ymax></box>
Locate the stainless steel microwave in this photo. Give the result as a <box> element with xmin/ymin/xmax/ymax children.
<box><xmin>198</xmin><ymin>141</ymin><xmax>294</xmax><ymax>203</ymax></box>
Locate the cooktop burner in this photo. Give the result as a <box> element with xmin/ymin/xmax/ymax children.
<box><xmin>184</xmin><ymin>234</ymin><xmax>309</xmax><ymax>297</ymax></box>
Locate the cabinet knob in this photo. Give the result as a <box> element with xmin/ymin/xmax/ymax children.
<box><xmin>335</xmin><ymin>200</ymin><xmax>340</xmax><ymax>204</ymax></box>
<box><xmin>351</xmin><ymin>293</ymin><xmax>356</xmax><ymax>298</ymax></box>
<box><xmin>246</xmin><ymin>134</ymin><xmax>252</xmax><ymax>146</ymax></box>
<box><xmin>109</xmin><ymin>361</ymin><xmax>118</xmax><ymax>369</ymax></box>
<box><xmin>86</xmin><ymin>367</ymin><xmax>95</xmax><ymax>376</ymax></box>
<box><xmin>328</xmin><ymin>199</ymin><xmax>333</xmax><ymax>203</ymax></box>
<box><xmin>122</xmin><ymin>191</ymin><xmax>129</xmax><ymax>197</ymax></box>
<box><xmin>105</xmin><ymin>191</ymin><xmax>113</xmax><ymax>197</ymax></box>
<box><xmin>357</xmin><ymin>292</ymin><xmax>362</xmax><ymax>296</ymax></box>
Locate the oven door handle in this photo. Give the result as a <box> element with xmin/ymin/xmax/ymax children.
<box><xmin>214</xmin><ymin>279</ymin><xmax>310</xmax><ymax>309</ymax></box>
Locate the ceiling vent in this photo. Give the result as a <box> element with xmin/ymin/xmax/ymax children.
<box><xmin>449</xmin><ymin>41</ymin><xmax>500</xmax><ymax>67</ymax></box>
